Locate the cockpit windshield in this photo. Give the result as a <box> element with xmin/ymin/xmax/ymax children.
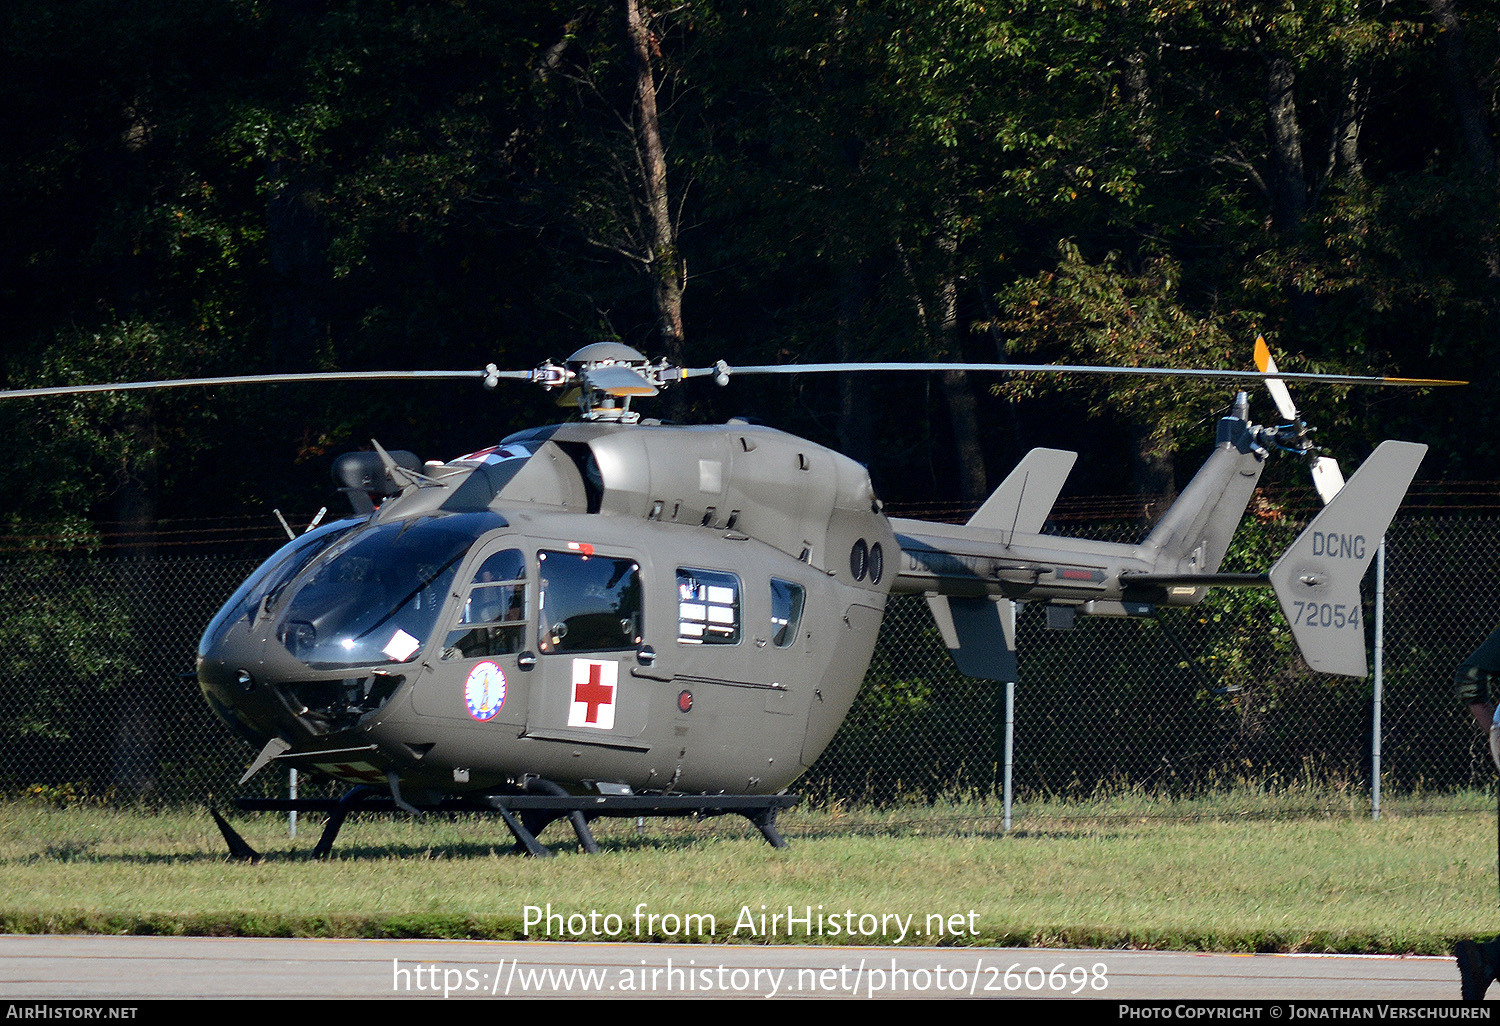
<box><xmin>275</xmin><ymin>511</ymin><xmax>507</xmax><ymax>669</ymax></box>
<box><xmin>198</xmin><ymin>516</ymin><xmax>365</xmax><ymax>659</ymax></box>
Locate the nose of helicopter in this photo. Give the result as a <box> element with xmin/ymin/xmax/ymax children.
<box><xmin>198</xmin><ymin>594</ymin><xmax>417</xmax><ymax>747</ymax></box>
<box><xmin>194</xmin><ymin>509</ymin><xmax>497</xmax><ymax>749</ymax></box>
<box><xmin>196</xmin><ymin>619</ymin><xmax>294</xmax><ymax>748</ymax></box>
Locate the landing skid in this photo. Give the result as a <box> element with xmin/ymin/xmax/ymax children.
<box><xmin>211</xmin><ymin>788</ymin><xmax>800</xmax><ymax>859</ymax></box>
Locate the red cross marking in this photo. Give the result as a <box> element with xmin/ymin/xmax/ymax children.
<box><xmin>574</xmin><ymin>662</ymin><xmax>614</xmax><ymax>724</ymax></box>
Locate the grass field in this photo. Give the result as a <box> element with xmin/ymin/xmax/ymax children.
<box><xmin>1</xmin><ymin>791</ymin><xmax>1497</xmax><ymax>955</ymax></box>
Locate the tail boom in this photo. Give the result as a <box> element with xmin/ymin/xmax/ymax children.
<box><xmin>890</xmin><ymin>423</ymin><xmax>1425</xmax><ymax>679</ymax></box>
<box><xmin>889</xmin><ymin>407</ymin><xmax>1274</xmax><ymax>609</ymax></box>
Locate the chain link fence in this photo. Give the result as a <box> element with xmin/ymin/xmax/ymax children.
<box><xmin>1</xmin><ymin>516</ymin><xmax>1495</xmax><ymax>812</ymax></box>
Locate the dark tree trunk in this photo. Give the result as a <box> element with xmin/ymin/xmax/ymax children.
<box><xmin>625</xmin><ymin>0</ymin><xmax>687</xmax><ymax>418</ymax></box>
<box><xmin>941</xmin><ymin>369</ymin><xmax>988</xmax><ymax>506</ymax></box>
<box><xmin>1331</xmin><ymin>73</ymin><xmax>1366</xmax><ymax>182</ymax></box>
<box><xmin>1129</xmin><ymin>422</ymin><xmax>1177</xmax><ymax>522</ymax></box>
<box><xmin>900</xmin><ymin>229</ymin><xmax>988</xmax><ymax>504</ymax></box>
<box><xmin>267</xmin><ymin>167</ymin><xmax>330</xmax><ymax>371</ymax></box>
<box><xmin>110</xmin><ymin>410</ymin><xmax>160</xmax><ymax>797</ymax></box>
<box><xmin>1428</xmin><ymin>0</ymin><xmax>1497</xmax><ymax>175</ymax></box>
<box><xmin>1264</xmin><ymin>55</ymin><xmax>1319</xmax><ymax>333</ymax></box>
<box><xmin>836</xmin><ymin>262</ymin><xmax>875</xmax><ymax>471</ymax></box>
<box><xmin>1265</xmin><ymin>56</ymin><xmax>1307</xmax><ymax>234</ymax></box>
<box><xmin>1427</xmin><ymin>0</ymin><xmax>1499</xmax><ymax>279</ymax></box>
<box><xmin>934</xmin><ymin>238</ymin><xmax>986</xmax><ymax>504</ymax></box>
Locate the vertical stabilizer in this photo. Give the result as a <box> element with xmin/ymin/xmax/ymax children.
<box><xmin>968</xmin><ymin>448</ymin><xmax>1077</xmax><ymax>542</ymax></box>
<box><xmin>922</xmin><ymin>447</ymin><xmax>1073</xmax><ymax>681</ymax></box>
<box><xmin>1269</xmin><ymin>440</ymin><xmax>1427</xmax><ymax>676</ymax></box>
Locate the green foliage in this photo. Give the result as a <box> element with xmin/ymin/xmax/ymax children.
<box><xmin>0</xmin><ymin>560</ymin><xmax>135</xmax><ymax>743</ymax></box>
<box><xmin>992</xmin><ymin>242</ymin><xmax>1244</xmax><ymax>454</ymax></box>
<box><xmin>17</xmin><ymin>783</ymin><xmax>113</xmax><ymax>810</ymax></box>
<box><xmin>0</xmin><ymin>0</ymin><xmax>1490</xmax><ymax>514</ymax></box>
<box><xmin>816</xmin><ymin>602</ymin><xmax>997</xmax><ymax>801</ymax></box>
<box><xmin>0</xmin><ymin>320</ymin><xmax>224</xmax><ymax>537</ymax></box>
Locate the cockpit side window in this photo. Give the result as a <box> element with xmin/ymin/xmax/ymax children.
<box><xmin>537</xmin><ymin>550</ymin><xmax>642</xmax><ymax>653</ymax></box>
<box><xmin>443</xmin><ymin>548</ymin><xmax>528</xmax><ymax>660</ymax></box>
<box><xmin>770</xmin><ymin>578</ymin><xmax>805</xmax><ymax>648</ymax></box>
<box><xmin>677</xmin><ymin>568</ymin><xmax>741</xmax><ymax>645</ymax></box>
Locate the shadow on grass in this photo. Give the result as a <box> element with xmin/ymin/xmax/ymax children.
<box><xmin>4</xmin><ymin>824</ymin><xmax>741</xmax><ymax>864</ymax></box>
<box><xmin>780</xmin><ymin>816</ymin><xmax>1137</xmax><ymax>844</ymax></box>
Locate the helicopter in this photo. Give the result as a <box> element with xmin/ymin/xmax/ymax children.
<box><xmin>0</xmin><ymin>342</ymin><xmax>1451</xmax><ymax>856</ymax></box>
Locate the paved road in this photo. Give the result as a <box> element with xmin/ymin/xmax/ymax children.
<box><xmin>0</xmin><ymin>935</ymin><xmax>1467</xmax><ymax>1000</ymax></box>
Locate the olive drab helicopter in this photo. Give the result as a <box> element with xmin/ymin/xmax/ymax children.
<box><xmin>0</xmin><ymin>343</ymin><xmax>1457</xmax><ymax>857</ymax></box>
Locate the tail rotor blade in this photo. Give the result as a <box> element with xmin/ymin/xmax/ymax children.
<box><xmin>1254</xmin><ymin>335</ymin><xmax>1300</xmax><ymax>422</ymax></box>
<box><xmin>1311</xmin><ymin>456</ymin><xmax>1346</xmax><ymax>504</ymax></box>
<box><xmin>1253</xmin><ymin>337</ymin><xmax>1352</xmax><ymax>505</ymax></box>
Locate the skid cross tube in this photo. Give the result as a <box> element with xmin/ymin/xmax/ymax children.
<box><xmin>227</xmin><ymin>790</ymin><xmax>801</xmax><ymax>857</ymax></box>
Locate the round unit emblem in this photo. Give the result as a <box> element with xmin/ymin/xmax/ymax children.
<box><xmin>464</xmin><ymin>661</ymin><xmax>507</xmax><ymax>721</ymax></box>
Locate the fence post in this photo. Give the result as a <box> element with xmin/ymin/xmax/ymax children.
<box><xmin>1372</xmin><ymin>539</ymin><xmax>1386</xmax><ymax>821</ymax></box>
<box><xmin>1003</xmin><ymin>679</ymin><xmax>1015</xmax><ymax>832</ymax></box>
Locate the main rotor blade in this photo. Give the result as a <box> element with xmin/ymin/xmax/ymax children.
<box><xmin>686</xmin><ymin>361</ymin><xmax>1467</xmax><ymax>389</ymax></box>
<box><xmin>0</xmin><ymin>368</ymin><xmax>524</xmax><ymax>400</ymax></box>
<box><xmin>1</xmin><ymin>359</ymin><xmax>1466</xmax><ymax>400</ymax></box>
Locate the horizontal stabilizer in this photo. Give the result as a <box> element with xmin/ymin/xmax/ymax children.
<box><xmin>924</xmin><ymin>595</ymin><xmax>1019</xmax><ymax>682</ymax></box>
<box><xmin>1269</xmin><ymin>440</ymin><xmax>1427</xmax><ymax>676</ymax></box>
<box><xmin>969</xmin><ymin>448</ymin><xmax>1076</xmax><ymax>541</ymax></box>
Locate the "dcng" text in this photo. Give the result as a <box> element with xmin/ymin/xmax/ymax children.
<box><xmin>1310</xmin><ymin>532</ymin><xmax>1366</xmax><ymax>560</ymax></box>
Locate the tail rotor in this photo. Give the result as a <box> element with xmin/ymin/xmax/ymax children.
<box><xmin>1253</xmin><ymin>336</ymin><xmax>1346</xmax><ymax>503</ymax></box>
